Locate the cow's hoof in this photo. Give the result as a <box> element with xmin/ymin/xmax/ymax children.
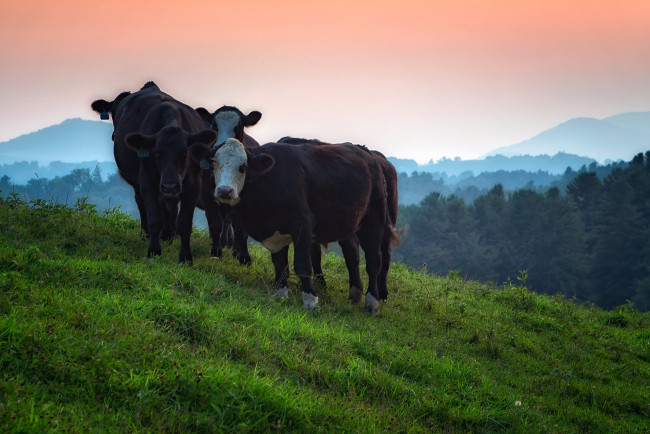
<box><xmin>348</xmin><ymin>286</ymin><xmax>363</xmax><ymax>305</ymax></box>
<box><xmin>302</xmin><ymin>292</ymin><xmax>319</xmax><ymax>310</ymax></box>
<box><xmin>364</xmin><ymin>293</ymin><xmax>379</xmax><ymax>316</ymax></box>
<box><xmin>210</xmin><ymin>247</ymin><xmax>223</xmax><ymax>259</ymax></box>
<box><xmin>273</xmin><ymin>286</ymin><xmax>290</xmax><ymax>299</ymax></box>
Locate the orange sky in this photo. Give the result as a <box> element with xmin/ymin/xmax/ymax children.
<box><xmin>1</xmin><ymin>0</ymin><xmax>649</xmax><ymax>161</ymax></box>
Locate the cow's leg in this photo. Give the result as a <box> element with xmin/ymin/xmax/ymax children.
<box><xmin>311</xmin><ymin>243</ymin><xmax>326</xmax><ymax>288</ymax></box>
<box><xmin>271</xmin><ymin>245</ymin><xmax>290</xmax><ymax>298</ymax></box>
<box><xmin>219</xmin><ymin>212</ymin><xmax>235</xmax><ymax>251</ymax></box>
<box><xmin>377</xmin><ymin>225</ymin><xmax>393</xmax><ymax>301</ymax></box>
<box><xmin>177</xmin><ymin>192</ymin><xmax>198</xmax><ymax>264</ymax></box>
<box><xmin>142</xmin><ymin>190</ymin><xmax>163</xmax><ymax>258</ymax></box>
<box><xmin>206</xmin><ymin>203</ymin><xmax>225</xmax><ymax>258</ymax></box>
<box><xmin>339</xmin><ymin>236</ymin><xmax>364</xmax><ymax>304</ymax></box>
<box><xmin>218</xmin><ymin>205</ymin><xmax>232</xmax><ymax>252</ymax></box>
<box><xmin>220</xmin><ymin>217</ymin><xmax>233</xmax><ymax>251</ymax></box>
<box><xmin>134</xmin><ymin>190</ymin><xmax>149</xmax><ymax>237</ymax></box>
<box><xmin>293</xmin><ymin>226</ymin><xmax>318</xmax><ymax>309</ymax></box>
<box><xmin>199</xmin><ymin>173</ymin><xmax>224</xmax><ymax>258</ymax></box>
<box><xmin>357</xmin><ymin>224</ymin><xmax>383</xmax><ymax>316</ymax></box>
<box><xmin>204</xmin><ymin>201</ymin><xmax>224</xmax><ymax>259</ymax></box>
<box><xmin>232</xmin><ymin>216</ymin><xmax>251</xmax><ymax>266</ymax></box>
<box><xmin>161</xmin><ymin>200</ymin><xmax>178</xmax><ymax>241</ymax></box>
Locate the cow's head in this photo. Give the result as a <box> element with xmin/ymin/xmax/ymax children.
<box><xmin>91</xmin><ymin>91</ymin><xmax>131</xmax><ymax>121</ymax></box>
<box><xmin>126</xmin><ymin>127</ymin><xmax>217</xmax><ymax>198</ymax></box>
<box><xmin>189</xmin><ymin>138</ymin><xmax>274</xmax><ymax>205</ymax></box>
<box><xmin>196</xmin><ymin>106</ymin><xmax>262</xmax><ymax>147</ymax></box>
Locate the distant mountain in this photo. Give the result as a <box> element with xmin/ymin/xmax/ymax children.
<box><xmin>486</xmin><ymin>111</ymin><xmax>650</xmax><ymax>161</ymax></box>
<box><xmin>0</xmin><ymin>118</ymin><xmax>114</xmax><ymax>165</ymax></box>
<box><xmin>389</xmin><ymin>153</ymin><xmax>596</xmax><ymax>177</ymax></box>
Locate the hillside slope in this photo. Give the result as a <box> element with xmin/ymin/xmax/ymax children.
<box><xmin>0</xmin><ymin>197</ymin><xmax>648</xmax><ymax>432</ymax></box>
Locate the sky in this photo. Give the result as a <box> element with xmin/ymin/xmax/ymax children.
<box><xmin>1</xmin><ymin>0</ymin><xmax>649</xmax><ymax>163</ymax></box>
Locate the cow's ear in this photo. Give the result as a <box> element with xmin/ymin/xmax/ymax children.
<box><xmin>243</xmin><ymin>111</ymin><xmax>262</xmax><ymax>127</ymax></box>
<box><xmin>189</xmin><ymin>143</ymin><xmax>212</xmax><ymax>163</ymax></box>
<box><xmin>189</xmin><ymin>143</ymin><xmax>216</xmax><ymax>171</ymax></box>
<box><xmin>196</xmin><ymin>107</ymin><xmax>214</xmax><ymax>126</ymax></box>
<box><xmin>125</xmin><ymin>133</ymin><xmax>156</xmax><ymax>151</ymax></box>
<box><xmin>247</xmin><ymin>152</ymin><xmax>275</xmax><ymax>177</ymax></box>
<box><xmin>188</xmin><ymin>129</ymin><xmax>217</xmax><ymax>147</ymax></box>
<box><xmin>91</xmin><ymin>99</ymin><xmax>111</xmax><ymax>115</ymax></box>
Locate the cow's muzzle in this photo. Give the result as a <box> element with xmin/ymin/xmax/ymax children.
<box><xmin>161</xmin><ymin>182</ymin><xmax>181</xmax><ymax>197</ymax></box>
<box><xmin>216</xmin><ymin>185</ymin><xmax>235</xmax><ymax>200</ymax></box>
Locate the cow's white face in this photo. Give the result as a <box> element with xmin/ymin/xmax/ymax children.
<box><xmin>213</xmin><ymin>138</ymin><xmax>247</xmax><ymax>205</ymax></box>
<box><xmin>214</xmin><ymin>111</ymin><xmax>240</xmax><ymax>146</ymax></box>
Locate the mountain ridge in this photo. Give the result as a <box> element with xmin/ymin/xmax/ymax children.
<box><xmin>1</xmin><ymin>112</ymin><xmax>649</xmax><ymax>172</ymax></box>
<box><xmin>0</xmin><ymin>118</ymin><xmax>114</xmax><ymax>165</ymax></box>
<box><xmin>487</xmin><ymin>111</ymin><xmax>650</xmax><ymax>161</ymax></box>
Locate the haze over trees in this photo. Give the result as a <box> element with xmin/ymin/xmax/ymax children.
<box><xmin>1</xmin><ymin>115</ymin><xmax>648</xmax><ymax>311</ymax></box>
<box><xmin>1</xmin><ymin>153</ymin><xmax>647</xmax><ymax>311</ymax></box>
<box><xmin>394</xmin><ymin>152</ymin><xmax>650</xmax><ymax>311</ymax></box>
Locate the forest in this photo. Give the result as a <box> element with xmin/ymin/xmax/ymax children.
<box><xmin>1</xmin><ymin>154</ymin><xmax>647</xmax><ymax>311</ymax></box>
<box><xmin>395</xmin><ymin>152</ymin><xmax>650</xmax><ymax>311</ymax></box>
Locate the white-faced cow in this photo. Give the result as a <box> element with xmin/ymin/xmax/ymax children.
<box><xmin>91</xmin><ymin>81</ymin><xmax>217</xmax><ymax>262</ymax></box>
<box><xmin>277</xmin><ymin>136</ymin><xmax>399</xmax><ymax>304</ymax></box>
<box><xmin>194</xmin><ymin>105</ymin><xmax>262</xmax><ymax>264</ymax></box>
<box><xmin>190</xmin><ymin>138</ymin><xmax>397</xmax><ymax>315</ymax></box>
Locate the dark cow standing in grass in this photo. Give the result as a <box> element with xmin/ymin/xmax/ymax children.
<box><xmin>91</xmin><ymin>82</ymin><xmax>216</xmax><ymax>262</ymax></box>
<box><xmin>277</xmin><ymin>136</ymin><xmax>399</xmax><ymax>303</ymax></box>
<box><xmin>190</xmin><ymin>138</ymin><xmax>397</xmax><ymax>314</ymax></box>
<box><xmin>195</xmin><ymin>105</ymin><xmax>262</xmax><ymax>264</ymax></box>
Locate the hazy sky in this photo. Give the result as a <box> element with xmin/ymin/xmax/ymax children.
<box><xmin>1</xmin><ymin>0</ymin><xmax>649</xmax><ymax>162</ymax></box>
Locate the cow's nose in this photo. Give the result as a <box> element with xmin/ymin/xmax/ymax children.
<box><xmin>161</xmin><ymin>183</ymin><xmax>180</xmax><ymax>195</ymax></box>
<box><xmin>216</xmin><ymin>185</ymin><xmax>234</xmax><ymax>199</ymax></box>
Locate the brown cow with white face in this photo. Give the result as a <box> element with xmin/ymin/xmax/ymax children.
<box><xmin>191</xmin><ymin>138</ymin><xmax>397</xmax><ymax>315</ymax></box>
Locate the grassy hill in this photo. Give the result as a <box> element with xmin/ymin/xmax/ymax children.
<box><xmin>0</xmin><ymin>195</ymin><xmax>648</xmax><ymax>432</ymax></box>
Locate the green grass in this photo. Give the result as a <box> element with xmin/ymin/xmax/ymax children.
<box><xmin>0</xmin><ymin>194</ymin><xmax>649</xmax><ymax>432</ymax></box>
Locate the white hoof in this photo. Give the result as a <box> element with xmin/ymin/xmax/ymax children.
<box><xmin>273</xmin><ymin>286</ymin><xmax>289</xmax><ymax>299</ymax></box>
<box><xmin>364</xmin><ymin>292</ymin><xmax>379</xmax><ymax>316</ymax></box>
<box><xmin>302</xmin><ymin>292</ymin><xmax>319</xmax><ymax>309</ymax></box>
<box><xmin>348</xmin><ymin>285</ymin><xmax>363</xmax><ymax>304</ymax></box>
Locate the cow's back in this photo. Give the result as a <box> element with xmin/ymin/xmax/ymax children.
<box><xmin>242</xmin><ymin>143</ymin><xmax>379</xmax><ymax>244</ymax></box>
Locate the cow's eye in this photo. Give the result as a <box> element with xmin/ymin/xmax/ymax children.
<box><xmin>239</xmin><ymin>163</ymin><xmax>248</xmax><ymax>174</ymax></box>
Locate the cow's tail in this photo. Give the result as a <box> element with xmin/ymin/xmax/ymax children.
<box><xmin>389</xmin><ymin>223</ymin><xmax>403</xmax><ymax>247</ymax></box>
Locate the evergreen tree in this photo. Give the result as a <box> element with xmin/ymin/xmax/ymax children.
<box><xmin>591</xmin><ymin>169</ymin><xmax>645</xmax><ymax>308</ymax></box>
<box><xmin>471</xmin><ymin>184</ymin><xmax>506</xmax><ymax>281</ymax></box>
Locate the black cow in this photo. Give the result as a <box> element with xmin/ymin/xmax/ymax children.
<box><xmin>195</xmin><ymin>105</ymin><xmax>263</xmax><ymax>264</ymax></box>
<box><xmin>190</xmin><ymin>138</ymin><xmax>397</xmax><ymax>314</ymax></box>
<box><xmin>277</xmin><ymin>136</ymin><xmax>399</xmax><ymax>303</ymax></box>
<box><xmin>91</xmin><ymin>81</ymin><xmax>217</xmax><ymax>262</ymax></box>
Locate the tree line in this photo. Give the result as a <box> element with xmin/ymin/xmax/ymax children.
<box><xmin>394</xmin><ymin>152</ymin><xmax>650</xmax><ymax>311</ymax></box>
<box><xmin>2</xmin><ymin>155</ymin><xmax>647</xmax><ymax>310</ymax></box>
<box><xmin>0</xmin><ymin>168</ymin><xmax>138</xmax><ymax>216</ymax></box>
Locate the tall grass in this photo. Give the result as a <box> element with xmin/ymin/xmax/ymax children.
<box><xmin>0</xmin><ymin>195</ymin><xmax>648</xmax><ymax>432</ymax></box>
